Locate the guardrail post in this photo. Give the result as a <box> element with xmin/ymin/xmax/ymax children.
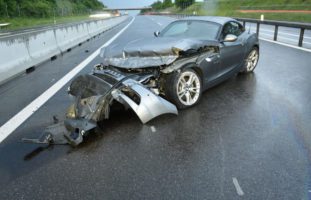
<box><xmin>256</xmin><ymin>22</ymin><xmax>260</xmax><ymax>36</ymax></box>
<box><xmin>274</xmin><ymin>25</ymin><xmax>278</xmax><ymax>41</ymax></box>
<box><xmin>298</xmin><ymin>28</ymin><xmax>305</xmax><ymax>47</ymax></box>
<box><xmin>243</xmin><ymin>21</ymin><xmax>246</xmax><ymax>27</ymax></box>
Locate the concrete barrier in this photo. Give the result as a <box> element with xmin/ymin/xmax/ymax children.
<box><xmin>0</xmin><ymin>37</ymin><xmax>32</xmax><ymax>83</ymax></box>
<box><xmin>0</xmin><ymin>16</ymin><xmax>129</xmax><ymax>85</ymax></box>
<box><xmin>27</xmin><ymin>30</ymin><xmax>61</xmax><ymax>64</ymax></box>
<box><xmin>55</xmin><ymin>23</ymin><xmax>89</xmax><ymax>52</ymax></box>
<box><xmin>87</xmin><ymin>20</ymin><xmax>103</xmax><ymax>37</ymax></box>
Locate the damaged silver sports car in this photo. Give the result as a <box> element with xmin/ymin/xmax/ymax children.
<box><xmin>23</xmin><ymin>16</ymin><xmax>259</xmax><ymax>146</ymax></box>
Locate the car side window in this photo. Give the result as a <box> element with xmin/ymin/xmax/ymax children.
<box><xmin>221</xmin><ymin>22</ymin><xmax>244</xmax><ymax>39</ymax></box>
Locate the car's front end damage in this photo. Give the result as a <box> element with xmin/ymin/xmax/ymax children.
<box><xmin>23</xmin><ymin>37</ymin><xmax>219</xmax><ymax>146</ymax></box>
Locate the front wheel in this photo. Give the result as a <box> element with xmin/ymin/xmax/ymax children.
<box><xmin>164</xmin><ymin>68</ymin><xmax>202</xmax><ymax>109</ymax></box>
<box><xmin>240</xmin><ymin>47</ymin><xmax>259</xmax><ymax>73</ymax></box>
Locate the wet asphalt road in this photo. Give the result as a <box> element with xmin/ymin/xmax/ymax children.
<box><xmin>0</xmin><ymin>15</ymin><xmax>310</xmax><ymax>200</ymax></box>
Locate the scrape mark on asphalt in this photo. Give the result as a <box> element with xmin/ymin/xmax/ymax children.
<box><xmin>232</xmin><ymin>177</ymin><xmax>245</xmax><ymax>196</ymax></box>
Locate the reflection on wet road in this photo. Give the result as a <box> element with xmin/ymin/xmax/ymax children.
<box><xmin>0</xmin><ymin>16</ymin><xmax>310</xmax><ymax>199</ymax></box>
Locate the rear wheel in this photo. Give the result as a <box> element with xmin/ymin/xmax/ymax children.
<box><xmin>241</xmin><ymin>47</ymin><xmax>259</xmax><ymax>73</ymax></box>
<box><xmin>165</xmin><ymin>68</ymin><xmax>202</xmax><ymax>109</ymax></box>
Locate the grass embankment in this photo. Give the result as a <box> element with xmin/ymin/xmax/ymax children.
<box><xmin>163</xmin><ymin>0</ymin><xmax>311</xmax><ymax>23</ymax></box>
<box><xmin>0</xmin><ymin>15</ymin><xmax>91</xmax><ymax>31</ymax></box>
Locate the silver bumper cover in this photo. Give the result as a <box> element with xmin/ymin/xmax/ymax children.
<box><xmin>22</xmin><ymin>68</ymin><xmax>177</xmax><ymax>146</ymax></box>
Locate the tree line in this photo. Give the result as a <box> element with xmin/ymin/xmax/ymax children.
<box><xmin>0</xmin><ymin>0</ymin><xmax>105</xmax><ymax>18</ymax></box>
<box><xmin>150</xmin><ymin>0</ymin><xmax>195</xmax><ymax>10</ymax></box>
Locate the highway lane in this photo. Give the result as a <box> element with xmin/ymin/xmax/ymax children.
<box><xmin>0</xmin><ymin>15</ymin><xmax>310</xmax><ymax>199</ymax></box>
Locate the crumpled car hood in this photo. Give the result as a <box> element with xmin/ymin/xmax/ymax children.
<box><xmin>100</xmin><ymin>37</ymin><xmax>219</xmax><ymax>68</ymax></box>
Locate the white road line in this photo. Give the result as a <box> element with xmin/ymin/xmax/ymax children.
<box><xmin>150</xmin><ymin>126</ymin><xmax>156</xmax><ymax>132</ymax></box>
<box><xmin>148</xmin><ymin>17</ymin><xmax>162</xmax><ymax>27</ymax></box>
<box><xmin>254</xmin><ymin>27</ymin><xmax>311</xmax><ymax>40</ymax></box>
<box><xmin>232</xmin><ymin>177</ymin><xmax>244</xmax><ymax>196</ymax></box>
<box><xmin>0</xmin><ymin>17</ymin><xmax>135</xmax><ymax>143</ymax></box>
<box><xmin>260</xmin><ymin>32</ymin><xmax>311</xmax><ymax>45</ymax></box>
<box><xmin>248</xmin><ymin>24</ymin><xmax>311</xmax><ymax>40</ymax></box>
<box><xmin>259</xmin><ymin>33</ymin><xmax>311</xmax><ymax>44</ymax></box>
<box><xmin>260</xmin><ymin>37</ymin><xmax>311</xmax><ymax>53</ymax></box>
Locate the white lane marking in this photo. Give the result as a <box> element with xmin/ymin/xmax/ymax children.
<box><xmin>232</xmin><ymin>177</ymin><xmax>244</xmax><ymax>196</ymax></box>
<box><xmin>0</xmin><ymin>17</ymin><xmax>135</xmax><ymax>143</ymax></box>
<box><xmin>150</xmin><ymin>126</ymin><xmax>156</xmax><ymax>132</ymax></box>
<box><xmin>148</xmin><ymin>17</ymin><xmax>163</xmax><ymax>27</ymax></box>
<box><xmin>255</xmin><ymin>27</ymin><xmax>311</xmax><ymax>40</ymax></box>
<box><xmin>260</xmin><ymin>32</ymin><xmax>311</xmax><ymax>45</ymax></box>
<box><xmin>247</xmin><ymin>23</ymin><xmax>311</xmax><ymax>40</ymax></box>
<box><xmin>259</xmin><ymin>37</ymin><xmax>311</xmax><ymax>53</ymax></box>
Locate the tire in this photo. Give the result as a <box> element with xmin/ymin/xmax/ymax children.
<box><xmin>240</xmin><ymin>47</ymin><xmax>259</xmax><ymax>73</ymax></box>
<box><xmin>164</xmin><ymin>68</ymin><xmax>202</xmax><ymax>109</ymax></box>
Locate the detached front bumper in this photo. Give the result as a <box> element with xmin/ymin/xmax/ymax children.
<box><xmin>23</xmin><ymin>67</ymin><xmax>178</xmax><ymax>146</ymax></box>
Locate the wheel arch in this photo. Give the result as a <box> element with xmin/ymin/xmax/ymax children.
<box><xmin>253</xmin><ymin>44</ymin><xmax>259</xmax><ymax>50</ymax></box>
<box><xmin>180</xmin><ymin>62</ymin><xmax>204</xmax><ymax>85</ymax></box>
<box><xmin>162</xmin><ymin>62</ymin><xmax>204</xmax><ymax>109</ymax></box>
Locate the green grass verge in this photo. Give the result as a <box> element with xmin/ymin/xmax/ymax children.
<box><xmin>0</xmin><ymin>15</ymin><xmax>90</xmax><ymax>31</ymax></box>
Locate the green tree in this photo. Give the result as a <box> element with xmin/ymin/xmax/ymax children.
<box><xmin>20</xmin><ymin>0</ymin><xmax>53</xmax><ymax>17</ymax></box>
<box><xmin>162</xmin><ymin>0</ymin><xmax>173</xmax><ymax>8</ymax></box>
<box><xmin>0</xmin><ymin>0</ymin><xmax>105</xmax><ymax>18</ymax></box>
<box><xmin>175</xmin><ymin>0</ymin><xmax>195</xmax><ymax>9</ymax></box>
<box><xmin>151</xmin><ymin>1</ymin><xmax>163</xmax><ymax>10</ymax></box>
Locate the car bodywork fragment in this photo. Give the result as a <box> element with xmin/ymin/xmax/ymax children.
<box><xmin>23</xmin><ymin>67</ymin><xmax>178</xmax><ymax>146</ymax></box>
<box><xmin>111</xmin><ymin>79</ymin><xmax>178</xmax><ymax>123</ymax></box>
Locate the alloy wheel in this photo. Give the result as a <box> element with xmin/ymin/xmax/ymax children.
<box><xmin>245</xmin><ymin>49</ymin><xmax>259</xmax><ymax>72</ymax></box>
<box><xmin>176</xmin><ymin>71</ymin><xmax>201</xmax><ymax>106</ymax></box>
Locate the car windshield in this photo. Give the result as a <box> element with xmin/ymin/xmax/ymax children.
<box><xmin>160</xmin><ymin>20</ymin><xmax>220</xmax><ymax>40</ymax></box>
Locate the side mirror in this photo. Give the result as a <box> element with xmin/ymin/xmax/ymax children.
<box><xmin>154</xmin><ymin>31</ymin><xmax>160</xmax><ymax>37</ymax></box>
<box><xmin>223</xmin><ymin>34</ymin><xmax>238</xmax><ymax>42</ymax></box>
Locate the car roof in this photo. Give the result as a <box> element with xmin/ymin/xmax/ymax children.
<box><xmin>179</xmin><ymin>16</ymin><xmax>237</xmax><ymax>25</ymax></box>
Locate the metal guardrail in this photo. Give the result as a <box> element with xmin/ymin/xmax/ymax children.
<box><xmin>235</xmin><ymin>18</ymin><xmax>311</xmax><ymax>47</ymax></box>
<box><xmin>147</xmin><ymin>13</ymin><xmax>311</xmax><ymax>47</ymax></box>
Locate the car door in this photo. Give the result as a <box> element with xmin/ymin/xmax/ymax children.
<box><xmin>217</xmin><ymin>21</ymin><xmax>245</xmax><ymax>78</ymax></box>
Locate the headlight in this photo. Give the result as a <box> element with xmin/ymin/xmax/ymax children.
<box><xmin>66</xmin><ymin>104</ymin><xmax>76</xmax><ymax>119</ymax></box>
<box><xmin>172</xmin><ymin>47</ymin><xmax>182</xmax><ymax>56</ymax></box>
